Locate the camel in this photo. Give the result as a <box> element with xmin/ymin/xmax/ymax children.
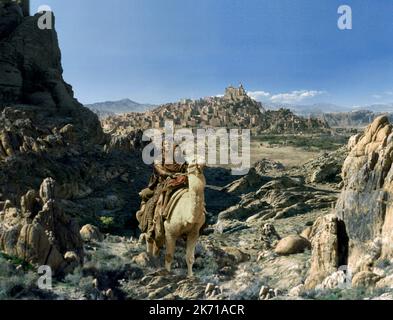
<box><xmin>146</xmin><ymin>159</ymin><xmax>206</xmax><ymax>277</ymax></box>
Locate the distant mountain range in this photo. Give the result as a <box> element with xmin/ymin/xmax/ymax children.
<box><xmin>264</xmin><ymin>102</ymin><xmax>393</xmax><ymax>117</ymax></box>
<box><xmin>263</xmin><ymin>102</ymin><xmax>393</xmax><ymax>128</ymax></box>
<box><xmin>85</xmin><ymin>99</ymin><xmax>155</xmax><ymax>118</ymax></box>
<box><xmin>354</xmin><ymin>103</ymin><xmax>393</xmax><ymax>113</ymax></box>
<box><xmin>316</xmin><ymin>110</ymin><xmax>393</xmax><ymax>128</ymax></box>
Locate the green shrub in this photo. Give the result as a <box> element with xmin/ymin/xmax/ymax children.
<box><xmin>0</xmin><ymin>254</ymin><xmax>54</xmax><ymax>300</ymax></box>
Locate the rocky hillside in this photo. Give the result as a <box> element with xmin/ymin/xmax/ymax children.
<box><xmin>0</xmin><ymin>6</ymin><xmax>150</xmax><ymax>274</ymax></box>
<box><xmin>102</xmin><ymin>86</ymin><xmax>329</xmax><ymax>135</ymax></box>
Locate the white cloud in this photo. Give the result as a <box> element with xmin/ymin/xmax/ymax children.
<box><xmin>247</xmin><ymin>91</ymin><xmax>271</xmax><ymax>100</ymax></box>
<box><xmin>246</xmin><ymin>89</ymin><xmax>324</xmax><ymax>104</ymax></box>
<box><xmin>269</xmin><ymin>90</ymin><xmax>324</xmax><ymax>104</ymax></box>
<box><xmin>371</xmin><ymin>91</ymin><xmax>393</xmax><ymax>101</ymax></box>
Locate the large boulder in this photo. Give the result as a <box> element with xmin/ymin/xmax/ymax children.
<box><xmin>80</xmin><ymin>224</ymin><xmax>104</xmax><ymax>242</ymax></box>
<box><xmin>274</xmin><ymin>235</ymin><xmax>310</xmax><ymax>255</ymax></box>
<box><xmin>0</xmin><ymin>178</ymin><xmax>83</xmax><ymax>274</ymax></box>
<box><xmin>352</xmin><ymin>271</ymin><xmax>381</xmax><ymax>289</ymax></box>
<box><xmin>294</xmin><ymin>146</ymin><xmax>348</xmax><ymax>184</ymax></box>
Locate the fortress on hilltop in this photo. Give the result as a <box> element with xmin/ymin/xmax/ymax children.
<box><xmin>224</xmin><ymin>84</ymin><xmax>248</xmax><ymax>102</ymax></box>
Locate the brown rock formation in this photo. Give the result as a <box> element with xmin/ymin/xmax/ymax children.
<box><xmin>80</xmin><ymin>224</ymin><xmax>104</xmax><ymax>242</ymax></box>
<box><xmin>0</xmin><ymin>9</ymin><xmax>150</xmax><ymax>266</ymax></box>
<box><xmin>0</xmin><ymin>178</ymin><xmax>83</xmax><ymax>273</ymax></box>
<box><xmin>306</xmin><ymin>116</ymin><xmax>393</xmax><ymax>288</ymax></box>
<box><xmin>0</xmin><ymin>8</ymin><xmax>104</xmax><ymax>144</ymax></box>
<box><xmin>305</xmin><ymin>214</ymin><xmax>348</xmax><ymax>289</ymax></box>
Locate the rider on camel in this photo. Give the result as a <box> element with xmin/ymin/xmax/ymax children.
<box><xmin>136</xmin><ymin>140</ymin><xmax>188</xmax><ymax>246</ymax></box>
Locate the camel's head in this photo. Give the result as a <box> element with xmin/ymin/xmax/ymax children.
<box><xmin>187</xmin><ymin>156</ymin><xmax>206</xmax><ymax>177</ymax></box>
<box><xmin>181</xmin><ymin>142</ymin><xmax>206</xmax><ymax>176</ymax></box>
<box><xmin>188</xmin><ymin>162</ymin><xmax>204</xmax><ymax>176</ymax></box>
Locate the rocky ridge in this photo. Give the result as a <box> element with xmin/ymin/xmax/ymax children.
<box><xmin>101</xmin><ymin>86</ymin><xmax>329</xmax><ymax>136</ymax></box>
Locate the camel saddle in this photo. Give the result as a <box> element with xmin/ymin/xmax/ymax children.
<box><xmin>151</xmin><ymin>175</ymin><xmax>189</xmax><ymax>248</ymax></box>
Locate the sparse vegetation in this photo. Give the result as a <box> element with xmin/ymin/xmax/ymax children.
<box><xmin>0</xmin><ymin>254</ymin><xmax>54</xmax><ymax>300</ymax></box>
<box><xmin>302</xmin><ymin>287</ymin><xmax>389</xmax><ymax>300</ymax></box>
<box><xmin>0</xmin><ymin>252</ymin><xmax>34</xmax><ymax>271</ymax></box>
<box><xmin>376</xmin><ymin>258</ymin><xmax>391</xmax><ymax>269</ymax></box>
<box><xmin>99</xmin><ymin>216</ymin><xmax>120</xmax><ymax>233</ymax></box>
<box><xmin>255</xmin><ymin>133</ymin><xmax>350</xmax><ymax>151</ymax></box>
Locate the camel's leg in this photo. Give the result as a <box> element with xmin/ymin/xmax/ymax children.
<box><xmin>165</xmin><ymin>233</ymin><xmax>176</xmax><ymax>272</ymax></box>
<box><xmin>153</xmin><ymin>241</ymin><xmax>160</xmax><ymax>257</ymax></box>
<box><xmin>146</xmin><ymin>238</ymin><xmax>154</xmax><ymax>256</ymax></box>
<box><xmin>186</xmin><ymin>231</ymin><xmax>199</xmax><ymax>278</ymax></box>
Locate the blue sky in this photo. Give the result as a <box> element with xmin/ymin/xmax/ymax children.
<box><xmin>31</xmin><ymin>0</ymin><xmax>393</xmax><ymax>107</ymax></box>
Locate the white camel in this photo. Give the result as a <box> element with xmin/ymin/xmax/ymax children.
<box><xmin>145</xmin><ymin>156</ymin><xmax>206</xmax><ymax>277</ymax></box>
<box><xmin>162</xmin><ymin>160</ymin><xmax>206</xmax><ymax>277</ymax></box>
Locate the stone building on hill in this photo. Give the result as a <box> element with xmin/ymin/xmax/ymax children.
<box><xmin>224</xmin><ymin>84</ymin><xmax>248</xmax><ymax>102</ymax></box>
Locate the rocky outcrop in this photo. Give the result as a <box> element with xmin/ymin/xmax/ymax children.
<box><xmin>260</xmin><ymin>109</ymin><xmax>329</xmax><ymax>134</ymax></box>
<box><xmin>295</xmin><ymin>146</ymin><xmax>348</xmax><ymax>184</ymax></box>
<box><xmin>80</xmin><ymin>224</ymin><xmax>104</xmax><ymax>242</ymax></box>
<box><xmin>260</xmin><ymin>223</ymin><xmax>281</xmax><ymax>250</ymax></box>
<box><xmin>0</xmin><ymin>2</ymin><xmax>23</xmax><ymax>40</ymax></box>
<box><xmin>335</xmin><ymin>116</ymin><xmax>393</xmax><ymax>272</ymax></box>
<box><xmin>0</xmin><ymin>9</ymin><xmax>104</xmax><ymax>144</ymax></box>
<box><xmin>0</xmin><ymin>10</ymin><xmax>150</xmax><ymax>234</ymax></box>
<box><xmin>219</xmin><ymin>174</ymin><xmax>336</xmax><ymax>222</ymax></box>
<box><xmin>352</xmin><ymin>271</ymin><xmax>381</xmax><ymax>289</ymax></box>
<box><xmin>304</xmin><ymin>214</ymin><xmax>348</xmax><ymax>289</ymax></box>
<box><xmin>306</xmin><ymin>116</ymin><xmax>393</xmax><ymax>288</ymax></box>
<box><xmin>0</xmin><ymin>178</ymin><xmax>83</xmax><ymax>273</ymax></box>
<box><xmin>274</xmin><ymin>235</ymin><xmax>310</xmax><ymax>255</ymax></box>
<box><xmin>253</xmin><ymin>159</ymin><xmax>285</xmax><ymax>176</ymax></box>
<box><xmin>103</xmin><ymin>130</ymin><xmax>144</xmax><ymax>153</ymax></box>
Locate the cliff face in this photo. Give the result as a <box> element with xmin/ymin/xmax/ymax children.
<box><xmin>0</xmin><ymin>9</ymin><xmax>110</xmax><ymax>199</ymax></box>
<box><xmin>0</xmin><ymin>6</ymin><xmax>103</xmax><ymax>144</ymax></box>
<box><xmin>306</xmin><ymin>116</ymin><xmax>393</xmax><ymax>288</ymax></box>
<box><xmin>337</xmin><ymin>116</ymin><xmax>393</xmax><ymax>269</ymax></box>
<box><xmin>0</xmin><ymin>9</ymin><xmax>149</xmax><ymax>273</ymax></box>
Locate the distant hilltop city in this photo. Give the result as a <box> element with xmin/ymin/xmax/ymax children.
<box><xmin>101</xmin><ymin>85</ymin><xmax>329</xmax><ymax>135</ymax></box>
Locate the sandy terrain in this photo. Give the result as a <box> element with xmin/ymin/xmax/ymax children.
<box><xmin>250</xmin><ymin>141</ymin><xmax>321</xmax><ymax>168</ymax></box>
